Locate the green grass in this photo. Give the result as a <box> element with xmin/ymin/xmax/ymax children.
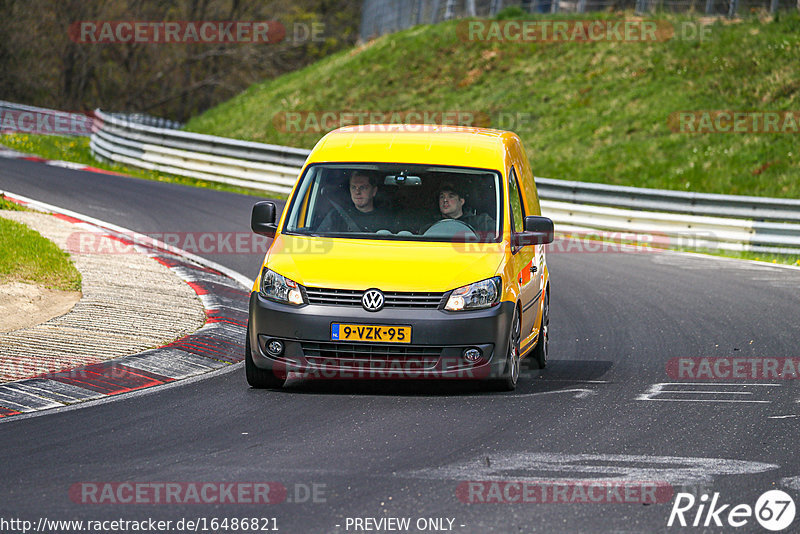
<box><xmin>0</xmin><ymin>194</ymin><xmax>27</xmax><ymax>211</ymax></box>
<box><xmin>0</xmin><ymin>133</ymin><xmax>283</xmax><ymax>199</ymax></box>
<box><xmin>186</xmin><ymin>11</ymin><xmax>800</xmax><ymax>199</ymax></box>
<box><xmin>0</xmin><ymin>216</ymin><xmax>82</xmax><ymax>291</ymax></box>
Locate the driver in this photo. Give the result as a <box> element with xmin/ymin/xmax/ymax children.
<box><xmin>424</xmin><ymin>182</ymin><xmax>495</xmax><ymax>233</ymax></box>
<box><xmin>317</xmin><ymin>171</ymin><xmax>393</xmax><ymax>233</ymax></box>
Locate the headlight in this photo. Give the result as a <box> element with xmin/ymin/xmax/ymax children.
<box><xmin>260</xmin><ymin>269</ymin><xmax>304</xmax><ymax>305</ymax></box>
<box><xmin>445</xmin><ymin>277</ymin><xmax>501</xmax><ymax>311</ymax></box>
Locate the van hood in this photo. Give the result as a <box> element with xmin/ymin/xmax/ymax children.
<box><xmin>265</xmin><ymin>234</ymin><xmax>505</xmax><ymax>293</ymax></box>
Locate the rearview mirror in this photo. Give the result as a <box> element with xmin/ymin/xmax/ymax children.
<box><xmin>251</xmin><ymin>201</ymin><xmax>278</xmax><ymax>237</ymax></box>
<box><xmin>384</xmin><ymin>175</ymin><xmax>422</xmax><ymax>186</ymax></box>
<box><xmin>512</xmin><ymin>216</ymin><xmax>554</xmax><ymax>247</ymax></box>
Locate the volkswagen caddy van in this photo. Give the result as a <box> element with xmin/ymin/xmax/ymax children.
<box><xmin>247</xmin><ymin>125</ymin><xmax>553</xmax><ymax>391</ymax></box>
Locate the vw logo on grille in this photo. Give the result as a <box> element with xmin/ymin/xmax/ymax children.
<box><xmin>362</xmin><ymin>289</ymin><xmax>385</xmax><ymax>312</ymax></box>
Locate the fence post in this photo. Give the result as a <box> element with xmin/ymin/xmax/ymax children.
<box><xmin>489</xmin><ymin>0</ymin><xmax>504</xmax><ymax>15</ymax></box>
<box><xmin>431</xmin><ymin>0</ymin><xmax>441</xmax><ymax>22</ymax></box>
<box><xmin>444</xmin><ymin>0</ymin><xmax>456</xmax><ymax>20</ymax></box>
<box><xmin>466</xmin><ymin>0</ymin><xmax>476</xmax><ymax>16</ymax></box>
<box><xmin>728</xmin><ymin>0</ymin><xmax>738</xmax><ymax>17</ymax></box>
<box><xmin>770</xmin><ymin>0</ymin><xmax>779</xmax><ymax>13</ymax></box>
<box><xmin>705</xmin><ymin>0</ymin><xmax>714</xmax><ymax>14</ymax></box>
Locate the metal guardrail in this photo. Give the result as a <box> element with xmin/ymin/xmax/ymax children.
<box><xmin>107</xmin><ymin>112</ymin><xmax>184</xmax><ymax>130</ymax></box>
<box><xmin>91</xmin><ymin>109</ymin><xmax>309</xmax><ymax>194</ymax></box>
<box><xmin>535</xmin><ymin>178</ymin><xmax>800</xmax><ymax>223</ymax></box>
<box><xmin>89</xmin><ymin>108</ymin><xmax>800</xmax><ymax>255</ymax></box>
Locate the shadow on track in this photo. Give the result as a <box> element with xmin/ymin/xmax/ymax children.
<box><xmin>249</xmin><ymin>360</ymin><xmax>614</xmax><ymax>397</ymax></box>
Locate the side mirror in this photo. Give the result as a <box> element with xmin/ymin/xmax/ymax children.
<box><xmin>512</xmin><ymin>215</ymin><xmax>554</xmax><ymax>247</ymax></box>
<box><xmin>251</xmin><ymin>201</ymin><xmax>278</xmax><ymax>238</ymax></box>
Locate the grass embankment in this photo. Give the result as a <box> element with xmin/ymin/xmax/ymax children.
<box><xmin>186</xmin><ymin>11</ymin><xmax>800</xmax><ymax>199</ymax></box>
<box><xmin>0</xmin><ymin>197</ymin><xmax>82</xmax><ymax>291</ymax></box>
<box><xmin>0</xmin><ymin>134</ymin><xmax>280</xmax><ymax>198</ymax></box>
<box><xmin>0</xmin><ymin>195</ymin><xmax>26</xmax><ymax>211</ymax></box>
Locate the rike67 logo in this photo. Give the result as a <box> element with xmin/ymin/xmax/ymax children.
<box><xmin>668</xmin><ymin>490</ymin><xmax>795</xmax><ymax>531</ymax></box>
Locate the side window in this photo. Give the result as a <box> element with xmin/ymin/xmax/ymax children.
<box><xmin>508</xmin><ymin>167</ymin><xmax>525</xmax><ymax>233</ymax></box>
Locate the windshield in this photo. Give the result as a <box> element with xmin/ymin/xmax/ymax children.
<box><xmin>284</xmin><ymin>163</ymin><xmax>502</xmax><ymax>242</ymax></box>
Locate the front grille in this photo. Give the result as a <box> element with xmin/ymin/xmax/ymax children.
<box><xmin>304</xmin><ymin>287</ymin><xmax>444</xmax><ymax>309</ymax></box>
<box><xmin>301</xmin><ymin>342</ymin><xmax>442</xmax><ymax>370</ymax></box>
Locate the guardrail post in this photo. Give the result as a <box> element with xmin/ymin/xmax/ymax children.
<box><xmin>465</xmin><ymin>0</ymin><xmax>476</xmax><ymax>16</ymax></box>
<box><xmin>444</xmin><ymin>0</ymin><xmax>456</xmax><ymax>20</ymax></box>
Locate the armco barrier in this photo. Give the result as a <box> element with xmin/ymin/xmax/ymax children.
<box><xmin>83</xmin><ymin>108</ymin><xmax>799</xmax><ymax>256</ymax></box>
<box><xmin>91</xmin><ymin>109</ymin><xmax>307</xmax><ymax>194</ymax></box>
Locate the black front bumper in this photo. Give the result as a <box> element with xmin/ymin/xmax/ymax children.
<box><xmin>247</xmin><ymin>292</ymin><xmax>514</xmax><ymax>380</ymax></box>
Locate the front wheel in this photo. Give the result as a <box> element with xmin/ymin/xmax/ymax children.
<box><xmin>493</xmin><ymin>306</ymin><xmax>521</xmax><ymax>391</ymax></box>
<box><xmin>245</xmin><ymin>327</ymin><xmax>286</xmax><ymax>388</ymax></box>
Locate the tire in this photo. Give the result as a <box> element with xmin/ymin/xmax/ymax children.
<box><xmin>530</xmin><ymin>288</ymin><xmax>549</xmax><ymax>370</ymax></box>
<box><xmin>493</xmin><ymin>305</ymin><xmax>521</xmax><ymax>391</ymax></box>
<box><xmin>245</xmin><ymin>327</ymin><xmax>286</xmax><ymax>389</ymax></box>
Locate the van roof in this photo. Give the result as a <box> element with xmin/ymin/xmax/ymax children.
<box><xmin>306</xmin><ymin>124</ymin><xmax>518</xmax><ymax>169</ymax></box>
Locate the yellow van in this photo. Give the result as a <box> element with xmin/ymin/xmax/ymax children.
<box><xmin>247</xmin><ymin>125</ymin><xmax>553</xmax><ymax>391</ymax></box>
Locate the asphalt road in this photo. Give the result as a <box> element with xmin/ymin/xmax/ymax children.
<box><xmin>1</xmin><ymin>158</ymin><xmax>799</xmax><ymax>533</ymax></box>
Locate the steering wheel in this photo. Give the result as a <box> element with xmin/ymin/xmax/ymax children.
<box><xmin>422</xmin><ymin>218</ymin><xmax>478</xmax><ymax>238</ymax></box>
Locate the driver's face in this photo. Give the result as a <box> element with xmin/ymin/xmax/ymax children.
<box><xmin>350</xmin><ymin>175</ymin><xmax>376</xmax><ymax>212</ymax></box>
<box><xmin>439</xmin><ymin>191</ymin><xmax>464</xmax><ymax>219</ymax></box>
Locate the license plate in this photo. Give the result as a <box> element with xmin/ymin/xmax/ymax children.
<box><xmin>331</xmin><ymin>323</ymin><xmax>411</xmax><ymax>344</ymax></box>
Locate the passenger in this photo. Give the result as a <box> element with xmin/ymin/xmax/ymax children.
<box><xmin>423</xmin><ymin>182</ymin><xmax>496</xmax><ymax>234</ymax></box>
<box><xmin>317</xmin><ymin>171</ymin><xmax>393</xmax><ymax>233</ymax></box>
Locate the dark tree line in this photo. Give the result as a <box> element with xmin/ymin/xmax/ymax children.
<box><xmin>0</xmin><ymin>0</ymin><xmax>361</xmax><ymax>121</ymax></box>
